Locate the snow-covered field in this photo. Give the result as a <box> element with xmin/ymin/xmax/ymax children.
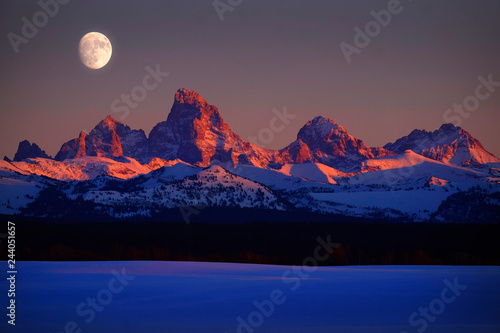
<box><xmin>2</xmin><ymin>261</ymin><xmax>499</xmax><ymax>332</ymax></box>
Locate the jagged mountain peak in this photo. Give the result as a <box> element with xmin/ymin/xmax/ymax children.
<box><xmin>431</xmin><ymin>123</ymin><xmax>469</xmax><ymax>143</ymax></box>
<box><xmin>406</xmin><ymin>123</ymin><xmax>462</xmax><ymax>137</ymax></box>
<box><xmin>280</xmin><ymin>117</ymin><xmax>395</xmax><ymax>172</ymax></box>
<box><xmin>55</xmin><ymin>114</ymin><xmax>147</xmax><ymax>163</ymax></box>
<box><xmin>384</xmin><ymin>124</ymin><xmax>482</xmax><ymax>153</ymax></box>
<box><xmin>302</xmin><ymin>116</ymin><xmax>341</xmax><ymax>132</ymax></box>
<box><xmin>384</xmin><ymin>123</ymin><xmax>499</xmax><ymax>167</ymax></box>
<box><xmin>175</xmin><ymin>88</ymin><xmax>208</xmax><ymax>106</ymax></box>
<box><xmin>439</xmin><ymin>123</ymin><xmax>459</xmax><ymax>132</ymax></box>
<box><xmin>308</xmin><ymin>115</ymin><xmax>338</xmax><ymax>126</ymax></box>
<box><xmin>167</xmin><ymin>88</ymin><xmax>224</xmax><ymax>127</ymax></box>
<box><xmin>385</xmin><ymin>125</ymin><xmax>452</xmax><ymax>152</ymax></box>
<box><xmin>16</xmin><ymin>88</ymin><xmax>498</xmax><ymax>172</ymax></box>
<box><xmin>149</xmin><ymin>89</ymin><xmax>260</xmax><ymax>166</ymax></box>
<box><xmin>297</xmin><ymin>116</ymin><xmax>348</xmax><ymax>144</ymax></box>
<box><xmin>13</xmin><ymin>140</ymin><xmax>51</xmax><ymax>161</ymax></box>
<box><xmin>407</xmin><ymin>128</ymin><xmax>428</xmax><ymax>137</ymax></box>
<box><xmin>98</xmin><ymin>115</ymin><xmax>121</xmax><ymax>129</ymax></box>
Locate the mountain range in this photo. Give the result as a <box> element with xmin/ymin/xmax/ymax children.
<box><xmin>1</xmin><ymin>89</ymin><xmax>499</xmax><ymax>223</ymax></box>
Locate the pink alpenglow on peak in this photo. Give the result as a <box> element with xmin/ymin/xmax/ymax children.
<box><xmin>279</xmin><ymin>115</ymin><xmax>395</xmax><ymax>171</ymax></box>
<box><xmin>55</xmin><ymin>115</ymin><xmax>148</xmax><ymax>163</ymax></box>
<box><xmin>101</xmin><ymin>115</ymin><xmax>121</xmax><ymax>129</ymax></box>
<box><xmin>148</xmin><ymin>88</ymin><xmax>275</xmax><ymax>167</ymax></box>
<box><xmin>384</xmin><ymin>123</ymin><xmax>500</xmax><ymax>167</ymax></box>
<box><xmin>174</xmin><ymin>88</ymin><xmax>208</xmax><ymax>106</ymax></box>
<box><xmin>16</xmin><ymin>88</ymin><xmax>499</xmax><ymax>173</ymax></box>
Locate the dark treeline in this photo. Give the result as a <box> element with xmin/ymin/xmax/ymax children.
<box><xmin>2</xmin><ymin>213</ymin><xmax>499</xmax><ymax>266</ymax></box>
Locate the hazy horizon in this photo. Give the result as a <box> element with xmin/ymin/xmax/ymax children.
<box><xmin>1</xmin><ymin>0</ymin><xmax>499</xmax><ymax>159</ymax></box>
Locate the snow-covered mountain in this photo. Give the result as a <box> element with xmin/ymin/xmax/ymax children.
<box><xmin>148</xmin><ymin>88</ymin><xmax>276</xmax><ymax>168</ymax></box>
<box><xmin>280</xmin><ymin>116</ymin><xmax>395</xmax><ymax>172</ymax></box>
<box><xmin>1</xmin><ymin>88</ymin><xmax>499</xmax><ymax>223</ymax></box>
<box><xmin>384</xmin><ymin>124</ymin><xmax>500</xmax><ymax>168</ymax></box>
<box><xmin>55</xmin><ymin>116</ymin><xmax>148</xmax><ymax>163</ymax></box>
<box><xmin>30</xmin><ymin>89</ymin><xmax>401</xmax><ymax>171</ymax></box>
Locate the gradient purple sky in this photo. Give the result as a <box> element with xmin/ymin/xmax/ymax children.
<box><xmin>1</xmin><ymin>0</ymin><xmax>499</xmax><ymax>159</ymax></box>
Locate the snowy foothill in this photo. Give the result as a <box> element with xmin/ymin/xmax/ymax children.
<box><xmin>0</xmin><ymin>151</ymin><xmax>499</xmax><ymax>221</ymax></box>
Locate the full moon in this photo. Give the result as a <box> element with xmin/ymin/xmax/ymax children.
<box><xmin>79</xmin><ymin>32</ymin><xmax>112</xmax><ymax>69</ymax></box>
